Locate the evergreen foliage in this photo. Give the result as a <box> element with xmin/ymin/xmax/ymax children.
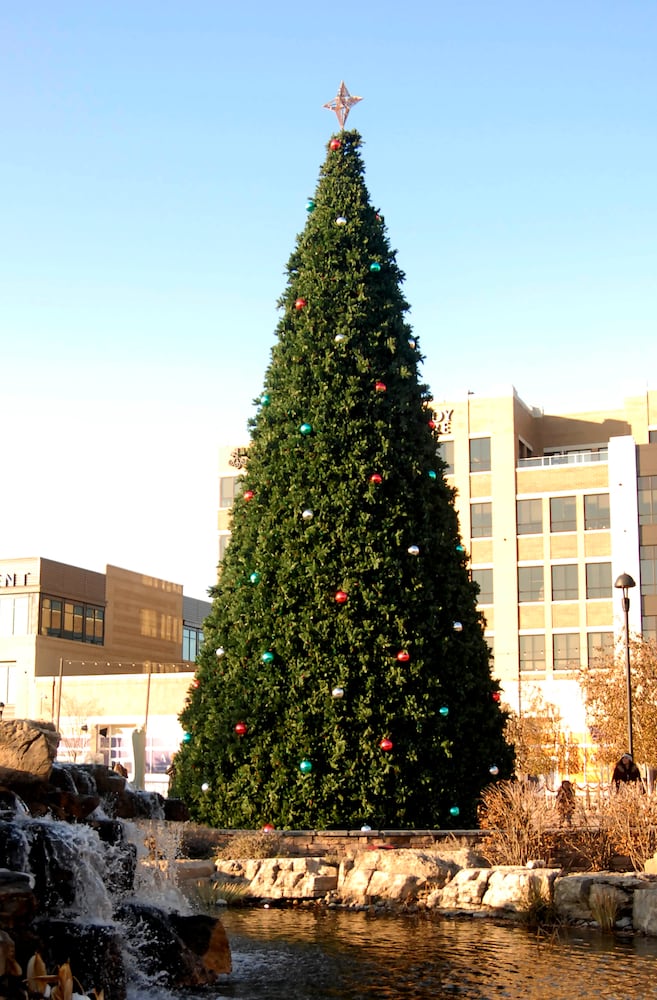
<box><xmin>172</xmin><ymin>129</ymin><xmax>514</xmax><ymax>828</ymax></box>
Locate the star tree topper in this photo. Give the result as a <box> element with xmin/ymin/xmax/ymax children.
<box><xmin>323</xmin><ymin>81</ymin><xmax>363</xmax><ymax>129</ymax></box>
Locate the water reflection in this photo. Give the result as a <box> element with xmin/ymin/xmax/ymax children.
<box><xmin>212</xmin><ymin>908</ymin><xmax>657</xmax><ymax>1000</ymax></box>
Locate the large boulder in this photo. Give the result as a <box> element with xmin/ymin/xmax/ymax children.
<box><xmin>0</xmin><ymin>721</ymin><xmax>59</xmax><ymax>785</ymax></box>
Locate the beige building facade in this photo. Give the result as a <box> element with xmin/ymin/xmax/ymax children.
<box><xmin>217</xmin><ymin>387</ymin><xmax>657</xmax><ymax>761</ymax></box>
<box><xmin>0</xmin><ymin>557</ymin><xmax>209</xmax><ymax>793</ymax></box>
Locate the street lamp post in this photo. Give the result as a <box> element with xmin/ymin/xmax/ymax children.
<box><xmin>614</xmin><ymin>573</ymin><xmax>637</xmax><ymax>759</ymax></box>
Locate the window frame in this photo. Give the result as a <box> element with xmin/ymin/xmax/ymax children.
<box><xmin>549</xmin><ymin>495</ymin><xmax>577</xmax><ymax>533</ymax></box>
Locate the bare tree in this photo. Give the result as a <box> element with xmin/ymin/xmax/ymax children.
<box><xmin>504</xmin><ymin>689</ymin><xmax>582</xmax><ymax>780</ymax></box>
<box><xmin>580</xmin><ymin>635</ymin><xmax>657</xmax><ymax>769</ymax></box>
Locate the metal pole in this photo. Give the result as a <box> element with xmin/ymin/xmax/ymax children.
<box><xmin>623</xmin><ymin>595</ymin><xmax>633</xmax><ymax>759</ymax></box>
<box><xmin>55</xmin><ymin>657</ymin><xmax>64</xmax><ymax>732</ymax></box>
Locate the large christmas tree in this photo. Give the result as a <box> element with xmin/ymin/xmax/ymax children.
<box><xmin>172</xmin><ymin>93</ymin><xmax>513</xmax><ymax>829</ymax></box>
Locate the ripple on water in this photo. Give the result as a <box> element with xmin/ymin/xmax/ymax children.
<box><xmin>137</xmin><ymin>908</ymin><xmax>657</xmax><ymax>1000</ymax></box>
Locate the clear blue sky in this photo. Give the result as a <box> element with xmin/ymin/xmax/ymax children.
<box><xmin>2</xmin><ymin>1</ymin><xmax>655</xmax><ymax>598</ymax></box>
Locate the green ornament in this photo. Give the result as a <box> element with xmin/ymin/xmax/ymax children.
<box><xmin>261</xmin><ymin>651</ymin><xmax>275</xmax><ymax>664</ymax></box>
<box><xmin>427</xmin><ymin>470</ymin><xmax>437</xmax><ymax>480</ymax></box>
<box><xmin>249</xmin><ymin>572</ymin><xmax>261</xmax><ymax>585</ymax></box>
<box><xmin>305</xmin><ymin>198</ymin><xmax>316</xmax><ymax>212</ymax></box>
<box><xmin>260</xmin><ymin>393</ymin><xmax>271</xmax><ymax>406</ymax></box>
<box><xmin>450</xmin><ymin>806</ymin><xmax>460</xmax><ymax>817</ymax></box>
<box><xmin>439</xmin><ymin>706</ymin><xmax>449</xmax><ymax>716</ymax></box>
<box><xmin>456</xmin><ymin>544</ymin><xmax>466</xmax><ymax>553</ymax></box>
<box><xmin>299</xmin><ymin>423</ymin><xmax>313</xmax><ymax>436</ymax></box>
<box><xmin>369</xmin><ymin>262</ymin><xmax>381</xmax><ymax>272</ymax></box>
<box><xmin>183</xmin><ymin>732</ymin><xmax>192</xmax><ymax>744</ymax></box>
<box><xmin>299</xmin><ymin>758</ymin><xmax>313</xmax><ymax>774</ymax></box>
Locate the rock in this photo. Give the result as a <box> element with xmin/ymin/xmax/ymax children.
<box><xmin>28</xmin><ymin>917</ymin><xmax>126</xmax><ymax>1000</ymax></box>
<box><xmin>633</xmin><ymin>884</ymin><xmax>657</xmax><ymax>934</ymax></box>
<box><xmin>430</xmin><ymin>868</ymin><xmax>493</xmax><ymax>910</ymax></box>
<box><xmin>338</xmin><ymin>849</ymin><xmax>460</xmax><ymax>903</ymax></box>
<box><xmin>170</xmin><ymin>911</ymin><xmax>232</xmax><ymax>974</ymax></box>
<box><xmin>482</xmin><ymin>867</ymin><xmax>560</xmax><ymax>913</ymax></box>
<box><xmin>0</xmin><ymin>721</ymin><xmax>59</xmax><ymax>785</ymax></box>
<box><xmin>554</xmin><ymin>872</ymin><xmax>645</xmax><ymax>923</ymax></box>
<box><xmin>115</xmin><ymin>902</ymin><xmax>228</xmax><ymax>986</ymax></box>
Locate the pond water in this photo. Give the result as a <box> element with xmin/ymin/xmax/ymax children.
<box><xmin>186</xmin><ymin>908</ymin><xmax>657</xmax><ymax>1000</ymax></box>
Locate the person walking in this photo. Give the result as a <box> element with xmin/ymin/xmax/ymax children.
<box><xmin>555</xmin><ymin>780</ymin><xmax>576</xmax><ymax>827</ymax></box>
<box><xmin>612</xmin><ymin>753</ymin><xmax>643</xmax><ymax>791</ymax></box>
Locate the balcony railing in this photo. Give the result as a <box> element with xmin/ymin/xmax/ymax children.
<box><xmin>518</xmin><ymin>449</ymin><xmax>608</xmax><ymax>469</ymax></box>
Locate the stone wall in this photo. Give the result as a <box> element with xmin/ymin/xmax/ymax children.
<box><xmin>205</xmin><ymin>847</ymin><xmax>657</xmax><ymax>934</ymax></box>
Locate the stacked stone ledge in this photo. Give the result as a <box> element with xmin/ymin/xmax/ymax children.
<box><xmin>207</xmin><ymin>847</ymin><xmax>657</xmax><ymax>934</ymax></box>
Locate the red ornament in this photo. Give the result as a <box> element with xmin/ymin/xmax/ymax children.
<box><xmin>330</xmin><ymin>138</ymin><xmax>341</xmax><ymax>151</ymax></box>
<box><xmin>192</xmin><ymin>678</ymin><xmax>200</xmax><ymax>688</ymax></box>
<box><xmin>369</xmin><ymin>473</ymin><xmax>382</xmax><ymax>484</ymax></box>
<box><xmin>428</xmin><ymin>420</ymin><xmax>436</xmax><ymax>430</ymax></box>
<box><xmin>375</xmin><ymin>381</ymin><xmax>387</xmax><ymax>392</ymax></box>
<box><xmin>396</xmin><ymin>651</ymin><xmax>410</xmax><ymax>663</ymax></box>
<box><xmin>243</xmin><ymin>490</ymin><xmax>254</xmax><ymax>502</ymax></box>
<box><xmin>492</xmin><ymin>692</ymin><xmax>501</xmax><ymax>702</ymax></box>
<box><xmin>295</xmin><ymin>298</ymin><xmax>307</xmax><ymax>310</ymax></box>
<box><xmin>379</xmin><ymin>738</ymin><xmax>393</xmax><ymax>751</ymax></box>
<box><xmin>335</xmin><ymin>590</ymin><xmax>348</xmax><ymax>604</ymax></box>
<box><xmin>234</xmin><ymin>721</ymin><xmax>248</xmax><ymax>736</ymax></box>
<box><xmin>263</xmin><ymin>823</ymin><xmax>275</xmax><ymax>833</ymax></box>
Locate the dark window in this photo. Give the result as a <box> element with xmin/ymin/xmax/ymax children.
<box><xmin>469</xmin><ymin>437</ymin><xmax>491</xmax><ymax>473</ymax></box>
<box><xmin>584</xmin><ymin>494</ymin><xmax>610</xmax><ymax>530</ymax></box>
<box><xmin>40</xmin><ymin>595</ymin><xmax>104</xmax><ymax>644</ymax></box>
<box><xmin>553</xmin><ymin>633</ymin><xmax>580</xmax><ymax>671</ymax></box>
<box><xmin>550</xmin><ymin>496</ymin><xmax>577</xmax><ymax>532</ymax></box>
<box><xmin>519</xmin><ymin>634</ymin><xmax>545</xmax><ymax>672</ymax></box>
<box><xmin>517</xmin><ymin>499</ymin><xmax>542</xmax><ymax>535</ymax></box>
<box><xmin>436</xmin><ymin>440</ymin><xmax>454</xmax><ymax>475</ymax></box>
<box><xmin>551</xmin><ymin>564</ymin><xmax>578</xmax><ymax>601</ymax></box>
<box><xmin>585</xmin><ymin>563</ymin><xmax>612</xmax><ymax>599</ymax></box>
<box><xmin>472</xmin><ymin>568</ymin><xmax>493</xmax><ymax>605</ymax></box>
<box><xmin>183</xmin><ymin>626</ymin><xmax>204</xmax><ymax>661</ymax></box>
<box><xmin>638</xmin><ymin>476</ymin><xmax>657</xmax><ymax>526</ymax></box>
<box><xmin>649</xmin><ymin>430</ymin><xmax>657</xmax><ymax>444</ymax></box>
<box><xmin>587</xmin><ymin>631</ymin><xmax>614</xmax><ymax>665</ymax></box>
<box><xmin>518</xmin><ymin>440</ymin><xmax>533</xmax><ymax>461</ymax></box>
<box><xmin>640</xmin><ymin>545</ymin><xmax>657</xmax><ymax>596</ymax></box>
<box><xmin>471</xmin><ymin>502</ymin><xmax>492</xmax><ymax>538</ymax></box>
<box><xmin>518</xmin><ymin>566</ymin><xmax>544</xmax><ymax>602</ymax></box>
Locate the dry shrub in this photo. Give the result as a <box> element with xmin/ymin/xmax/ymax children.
<box><xmin>559</xmin><ymin>800</ymin><xmax>617</xmax><ymax>872</ymax></box>
<box><xmin>589</xmin><ymin>884</ymin><xmax>621</xmax><ymax>931</ymax></box>
<box><xmin>214</xmin><ymin>830</ymin><xmax>289</xmax><ymax>860</ymax></box>
<box><xmin>604</xmin><ymin>784</ymin><xmax>657</xmax><ymax>871</ymax></box>
<box><xmin>179</xmin><ymin>823</ymin><xmax>230</xmax><ymax>859</ymax></box>
<box><xmin>478</xmin><ymin>780</ymin><xmax>554</xmax><ymax>866</ymax></box>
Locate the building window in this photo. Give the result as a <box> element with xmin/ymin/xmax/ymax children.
<box><xmin>519</xmin><ymin>634</ymin><xmax>545</xmax><ymax>672</ymax></box>
<box><xmin>553</xmin><ymin>633</ymin><xmax>580</xmax><ymax>671</ymax></box>
<box><xmin>0</xmin><ymin>597</ymin><xmax>29</xmax><ymax>637</ymax></box>
<box><xmin>649</xmin><ymin>430</ymin><xmax>657</xmax><ymax>444</ymax></box>
<box><xmin>550</xmin><ymin>496</ymin><xmax>577</xmax><ymax>533</ymax></box>
<box><xmin>587</xmin><ymin>631</ymin><xmax>614</xmax><ymax>665</ymax></box>
<box><xmin>585</xmin><ymin>562</ymin><xmax>612</xmax><ymax>599</ymax></box>
<box><xmin>551</xmin><ymin>564</ymin><xmax>578</xmax><ymax>601</ymax></box>
<box><xmin>584</xmin><ymin>494</ymin><xmax>610</xmax><ymax>530</ymax></box>
<box><xmin>0</xmin><ymin>662</ymin><xmax>18</xmax><ymax>707</ymax></box>
<box><xmin>472</xmin><ymin>568</ymin><xmax>493</xmax><ymax>605</ymax></box>
<box><xmin>517</xmin><ymin>499</ymin><xmax>542</xmax><ymax>535</ymax></box>
<box><xmin>436</xmin><ymin>440</ymin><xmax>454</xmax><ymax>475</ymax></box>
<box><xmin>638</xmin><ymin>476</ymin><xmax>657</xmax><ymax>525</ymax></box>
<box><xmin>40</xmin><ymin>596</ymin><xmax>104</xmax><ymax>644</ymax></box>
<box><xmin>469</xmin><ymin>437</ymin><xmax>491</xmax><ymax>473</ymax></box>
<box><xmin>219</xmin><ymin>476</ymin><xmax>242</xmax><ymax>509</ymax></box>
<box><xmin>471</xmin><ymin>502</ymin><xmax>492</xmax><ymax>539</ymax></box>
<box><xmin>640</xmin><ymin>545</ymin><xmax>657</xmax><ymax>596</ymax></box>
<box><xmin>518</xmin><ymin>566</ymin><xmax>544</xmax><ymax>602</ymax></box>
<box><xmin>643</xmin><ymin>616</ymin><xmax>657</xmax><ymax>641</ymax></box>
<box><xmin>518</xmin><ymin>440</ymin><xmax>533</xmax><ymax>461</ymax></box>
<box><xmin>183</xmin><ymin>626</ymin><xmax>204</xmax><ymax>661</ymax></box>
